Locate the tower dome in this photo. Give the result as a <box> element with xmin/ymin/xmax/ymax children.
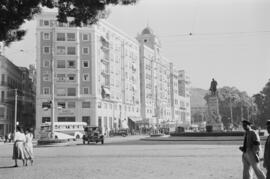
<box><xmin>141</xmin><ymin>26</ymin><xmax>154</xmax><ymax>35</ymax></box>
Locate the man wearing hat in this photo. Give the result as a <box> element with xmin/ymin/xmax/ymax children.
<box><xmin>239</xmin><ymin>120</ymin><xmax>266</xmax><ymax>179</ymax></box>
<box><xmin>263</xmin><ymin>120</ymin><xmax>270</xmax><ymax>179</ymax></box>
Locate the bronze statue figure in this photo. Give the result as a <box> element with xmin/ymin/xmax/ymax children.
<box><xmin>210</xmin><ymin>78</ymin><xmax>218</xmax><ymax>95</ymax></box>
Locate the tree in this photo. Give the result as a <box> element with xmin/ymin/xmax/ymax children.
<box><xmin>253</xmin><ymin>79</ymin><xmax>270</xmax><ymax>127</ymax></box>
<box><xmin>0</xmin><ymin>0</ymin><xmax>138</xmax><ymax>45</ymax></box>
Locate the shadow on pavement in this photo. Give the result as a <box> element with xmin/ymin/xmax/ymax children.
<box><xmin>0</xmin><ymin>165</ymin><xmax>17</xmax><ymax>169</ymax></box>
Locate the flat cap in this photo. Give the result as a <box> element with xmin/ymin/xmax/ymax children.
<box><xmin>242</xmin><ymin>120</ymin><xmax>252</xmax><ymax>125</ymax></box>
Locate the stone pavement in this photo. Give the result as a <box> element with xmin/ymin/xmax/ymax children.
<box><xmin>0</xmin><ymin>135</ymin><xmax>267</xmax><ymax>179</ymax></box>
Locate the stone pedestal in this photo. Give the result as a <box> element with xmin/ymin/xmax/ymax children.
<box><xmin>207</xmin><ymin>95</ymin><xmax>224</xmax><ymax>131</ymax></box>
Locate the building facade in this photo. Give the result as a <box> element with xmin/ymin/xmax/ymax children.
<box><xmin>178</xmin><ymin>70</ymin><xmax>191</xmax><ymax>126</ymax></box>
<box><xmin>0</xmin><ymin>56</ymin><xmax>35</xmax><ymax>136</ymax></box>
<box><xmin>36</xmin><ymin>12</ymin><xmax>191</xmax><ymax>136</ymax></box>
<box><xmin>137</xmin><ymin>27</ymin><xmax>191</xmax><ymax>129</ymax></box>
<box><xmin>36</xmin><ymin>12</ymin><xmax>141</xmax><ymax>137</ymax></box>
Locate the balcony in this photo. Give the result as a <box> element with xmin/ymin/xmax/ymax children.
<box><xmin>100</xmin><ymin>37</ymin><xmax>109</xmax><ymax>50</ymax></box>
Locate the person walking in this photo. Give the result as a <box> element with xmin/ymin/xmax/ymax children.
<box><xmin>8</xmin><ymin>132</ymin><xmax>12</xmax><ymax>142</ymax></box>
<box><xmin>12</xmin><ymin>126</ymin><xmax>26</xmax><ymax>167</ymax></box>
<box><xmin>239</xmin><ymin>120</ymin><xmax>266</xmax><ymax>179</ymax></box>
<box><xmin>263</xmin><ymin>120</ymin><xmax>270</xmax><ymax>179</ymax></box>
<box><xmin>24</xmin><ymin>128</ymin><xmax>34</xmax><ymax>166</ymax></box>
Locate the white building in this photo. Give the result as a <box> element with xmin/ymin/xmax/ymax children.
<box><xmin>36</xmin><ymin>12</ymin><xmax>141</xmax><ymax>137</ymax></box>
<box><xmin>36</xmin><ymin>12</ymin><xmax>191</xmax><ymax>137</ymax></box>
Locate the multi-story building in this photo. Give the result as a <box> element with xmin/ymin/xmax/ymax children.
<box><xmin>0</xmin><ymin>56</ymin><xmax>36</xmax><ymax>136</ymax></box>
<box><xmin>178</xmin><ymin>70</ymin><xmax>191</xmax><ymax>126</ymax></box>
<box><xmin>137</xmin><ymin>27</ymin><xmax>170</xmax><ymax>127</ymax></box>
<box><xmin>36</xmin><ymin>12</ymin><xmax>141</xmax><ymax>136</ymax></box>
<box><xmin>137</xmin><ymin>27</ymin><xmax>191</xmax><ymax>129</ymax></box>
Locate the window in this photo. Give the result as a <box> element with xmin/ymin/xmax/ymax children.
<box><xmin>82</xmin><ymin>47</ymin><xmax>89</xmax><ymax>54</ymax></box>
<box><xmin>67</xmin><ymin>101</ymin><xmax>76</xmax><ymax>108</ymax></box>
<box><xmin>82</xmin><ymin>116</ymin><xmax>90</xmax><ymax>125</ymax></box>
<box><xmin>1</xmin><ymin>74</ymin><xmax>5</xmax><ymax>85</ymax></box>
<box><xmin>56</xmin><ymin>74</ymin><xmax>65</xmax><ymax>81</ymax></box>
<box><xmin>67</xmin><ymin>88</ymin><xmax>76</xmax><ymax>96</ymax></box>
<box><xmin>82</xmin><ymin>34</ymin><xmax>89</xmax><ymax>41</ymax></box>
<box><xmin>43</xmin><ymin>60</ymin><xmax>50</xmax><ymax>67</ymax></box>
<box><xmin>43</xmin><ymin>46</ymin><xmax>50</xmax><ymax>54</ymax></box>
<box><xmin>67</xmin><ymin>33</ymin><xmax>75</xmax><ymax>41</ymax></box>
<box><xmin>83</xmin><ymin>61</ymin><xmax>89</xmax><ymax>68</ymax></box>
<box><xmin>1</xmin><ymin>91</ymin><xmax>5</xmax><ymax>102</ymax></box>
<box><xmin>67</xmin><ymin>61</ymin><xmax>75</xmax><ymax>68</ymax></box>
<box><xmin>57</xmin><ymin>33</ymin><xmax>65</xmax><ymax>41</ymax></box>
<box><xmin>83</xmin><ymin>87</ymin><xmax>89</xmax><ymax>94</ymax></box>
<box><xmin>56</xmin><ymin>88</ymin><xmax>66</xmax><ymax>96</ymax></box>
<box><xmin>82</xmin><ymin>101</ymin><xmax>91</xmax><ymax>108</ymax></box>
<box><xmin>57</xmin><ymin>102</ymin><xmax>66</xmax><ymax>109</ymax></box>
<box><xmin>43</xmin><ymin>32</ymin><xmax>50</xmax><ymax>40</ymax></box>
<box><xmin>67</xmin><ymin>47</ymin><xmax>76</xmax><ymax>55</ymax></box>
<box><xmin>57</xmin><ymin>60</ymin><xmax>65</xmax><ymax>68</ymax></box>
<box><xmin>42</xmin><ymin>117</ymin><xmax>50</xmax><ymax>123</ymax></box>
<box><xmin>0</xmin><ymin>107</ymin><xmax>4</xmax><ymax>118</ymax></box>
<box><xmin>43</xmin><ymin>74</ymin><xmax>50</xmax><ymax>81</ymax></box>
<box><xmin>43</xmin><ymin>20</ymin><xmax>50</xmax><ymax>26</ymax></box>
<box><xmin>43</xmin><ymin>87</ymin><xmax>50</xmax><ymax>94</ymax></box>
<box><xmin>67</xmin><ymin>74</ymin><xmax>75</xmax><ymax>81</ymax></box>
<box><xmin>83</xmin><ymin>74</ymin><xmax>90</xmax><ymax>81</ymax></box>
<box><xmin>56</xmin><ymin>46</ymin><xmax>66</xmax><ymax>55</ymax></box>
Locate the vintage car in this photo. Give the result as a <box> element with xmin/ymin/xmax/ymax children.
<box><xmin>82</xmin><ymin>126</ymin><xmax>104</xmax><ymax>144</ymax></box>
<box><xmin>109</xmin><ymin>129</ymin><xmax>129</xmax><ymax>137</ymax></box>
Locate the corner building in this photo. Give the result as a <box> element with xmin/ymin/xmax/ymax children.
<box><xmin>36</xmin><ymin>12</ymin><xmax>141</xmax><ymax>136</ymax></box>
<box><xmin>0</xmin><ymin>56</ymin><xmax>36</xmax><ymax>136</ymax></box>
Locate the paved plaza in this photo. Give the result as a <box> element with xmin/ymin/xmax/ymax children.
<box><xmin>0</xmin><ymin>136</ymin><xmax>267</xmax><ymax>179</ymax></box>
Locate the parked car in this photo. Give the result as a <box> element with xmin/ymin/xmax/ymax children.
<box><xmin>82</xmin><ymin>126</ymin><xmax>104</xmax><ymax>144</ymax></box>
<box><xmin>109</xmin><ymin>129</ymin><xmax>129</xmax><ymax>137</ymax></box>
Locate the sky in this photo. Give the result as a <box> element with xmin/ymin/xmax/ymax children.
<box><xmin>3</xmin><ymin>0</ymin><xmax>270</xmax><ymax>96</ymax></box>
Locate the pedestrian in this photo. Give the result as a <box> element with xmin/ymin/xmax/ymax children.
<box><xmin>4</xmin><ymin>134</ymin><xmax>8</xmax><ymax>143</ymax></box>
<box><xmin>8</xmin><ymin>132</ymin><xmax>12</xmax><ymax>142</ymax></box>
<box><xmin>12</xmin><ymin>126</ymin><xmax>26</xmax><ymax>167</ymax></box>
<box><xmin>263</xmin><ymin>120</ymin><xmax>270</xmax><ymax>179</ymax></box>
<box><xmin>239</xmin><ymin>120</ymin><xmax>266</xmax><ymax>179</ymax></box>
<box><xmin>24</xmin><ymin>128</ymin><xmax>34</xmax><ymax>166</ymax></box>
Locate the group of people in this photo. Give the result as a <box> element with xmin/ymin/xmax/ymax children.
<box><xmin>12</xmin><ymin>126</ymin><xmax>34</xmax><ymax>167</ymax></box>
<box><xmin>4</xmin><ymin>132</ymin><xmax>12</xmax><ymax>143</ymax></box>
<box><xmin>240</xmin><ymin>119</ymin><xmax>270</xmax><ymax>179</ymax></box>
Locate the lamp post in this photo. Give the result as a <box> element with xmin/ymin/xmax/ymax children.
<box><xmin>14</xmin><ymin>89</ymin><xmax>18</xmax><ymax>133</ymax></box>
<box><xmin>50</xmin><ymin>26</ymin><xmax>56</xmax><ymax>139</ymax></box>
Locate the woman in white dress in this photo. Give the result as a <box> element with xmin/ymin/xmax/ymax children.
<box><xmin>12</xmin><ymin>126</ymin><xmax>26</xmax><ymax>167</ymax></box>
<box><xmin>24</xmin><ymin>128</ymin><xmax>34</xmax><ymax>166</ymax></box>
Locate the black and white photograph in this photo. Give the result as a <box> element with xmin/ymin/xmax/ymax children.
<box><xmin>0</xmin><ymin>0</ymin><xmax>270</xmax><ymax>178</ymax></box>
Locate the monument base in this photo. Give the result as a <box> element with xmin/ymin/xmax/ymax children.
<box><xmin>208</xmin><ymin>123</ymin><xmax>224</xmax><ymax>132</ymax></box>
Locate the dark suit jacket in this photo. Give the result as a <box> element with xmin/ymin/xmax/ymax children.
<box><xmin>264</xmin><ymin>136</ymin><xmax>270</xmax><ymax>168</ymax></box>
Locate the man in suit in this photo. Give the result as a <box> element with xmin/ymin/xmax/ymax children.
<box><xmin>264</xmin><ymin>120</ymin><xmax>270</xmax><ymax>179</ymax></box>
<box><xmin>239</xmin><ymin>120</ymin><xmax>266</xmax><ymax>179</ymax></box>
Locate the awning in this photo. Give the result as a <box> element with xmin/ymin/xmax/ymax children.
<box><xmin>135</xmin><ymin>118</ymin><xmax>150</xmax><ymax>125</ymax></box>
<box><xmin>128</xmin><ymin>116</ymin><xmax>141</xmax><ymax>122</ymax></box>
<box><xmin>103</xmin><ymin>87</ymin><xmax>111</xmax><ymax>95</ymax></box>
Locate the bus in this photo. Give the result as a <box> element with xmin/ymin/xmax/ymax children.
<box><xmin>40</xmin><ymin>122</ymin><xmax>87</xmax><ymax>140</ymax></box>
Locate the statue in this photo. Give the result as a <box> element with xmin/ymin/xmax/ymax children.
<box><xmin>209</xmin><ymin>78</ymin><xmax>218</xmax><ymax>95</ymax></box>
